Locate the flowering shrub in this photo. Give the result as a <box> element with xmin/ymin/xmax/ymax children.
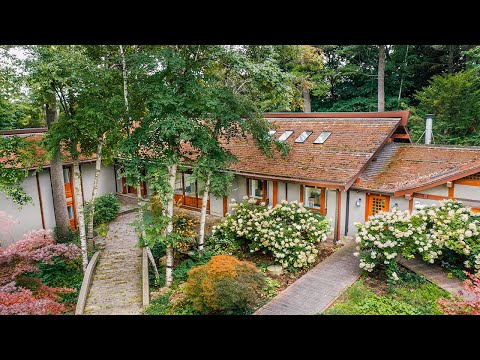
<box><xmin>355</xmin><ymin>200</ymin><xmax>480</xmax><ymax>281</ymax></box>
<box><xmin>185</xmin><ymin>255</ymin><xmax>265</xmax><ymax>314</ymax></box>
<box><xmin>212</xmin><ymin>198</ymin><xmax>331</xmax><ymax>269</ymax></box>
<box><xmin>0</xmin><ymin>229</ymin><xmax>81</xmax><ymax>315</ymax></box>
<box><xmin>437</xmin><ymin>271</ymin><xmax>480</xmax><ymax>315</ymax></box>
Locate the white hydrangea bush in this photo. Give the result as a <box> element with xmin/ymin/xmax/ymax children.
<box><xmin>355</xmin><ymin>199</ymin><xmax>480</xmax><ymax>281</ymax></box>
<box><xmin>212</xmin><ymin>197</ymin><xmax>332</xmax><ymax>269</ymax></box>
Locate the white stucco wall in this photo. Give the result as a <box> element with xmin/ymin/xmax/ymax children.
<box><xmin>277</xmin><ymin>182</ymin><xmax>287</xmax><ymax>202</ymax></box>
<box><xmin>80</xmin><ymin>163</ymin><xmax>116</xmax><ymax>203</ymax></box>
<box><xmin>454</xmin><ymin>184</ymin><xmax>480</xmax><ymax>201</ymax></box>
<box><xmin>287</xmin><ymin>183</ymin><xmax>301</xmax><ymax>202</ymax></box>
<box><xmin>0</xmin><ymin>173</ymin><xmax>44</xmax><ymax>247</ymax></box>
<box><xmin>417</xmin><ymin>184</ymin><xmax>449</xmax><ymax>196</ymax></box>
<box><xmin>342</xmin><ymin>190</ymin><xmax>366</xmax><ymax>236</ymax></box>
<box><xmin>390</xmin><ymin>196</ymin><xmax>410</xmax><ymax>212</ymax></box>
<box><xmin>209</xmin><ymin>195</ymin><xmax>224</xmax><ymax>217</ymax></box>
<box><xmin>38</xmin><ymin>171</ymin><xmax>56</xmax><ymax>230</ymax></box>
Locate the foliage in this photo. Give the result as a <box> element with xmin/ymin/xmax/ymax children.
<box><xmin>142</xmin><ymin>198</ymin><xmax>197</xmax><ymax>250</ymax></box>
<box><xmin>185</xmin><ymin>255</ymin><xmax>266</xmax><ymax>314</ymax></box>
<box><xmin>172</xmin><ymin>249</ymin><xmax>215</xmax><ymax>283</ymax></box>
<box><xmin>438</xmin><ymin>271</ymin><xmax>480</xmax><ymax>315</ymax></box>
<box><xmin>414</xmin><ymin>70</ymin><xmax>480</xmax><ymax>145</ymax></box>
<box><xmin>84</xmin><ymin>193</ymin><xmax>119</xmax><ymax>228</ymax></box>
<box><xmin>144</xmin><ymin>289</ymin><xmax>199</xmax><ymax>315</ymax></box>
<box><xmin>212</xmin><ymin>198</ymin><xmax>331</xmax><ymax>269</ymax></box>
<box><xmin>95</xmin><ymin>223</ymin><xmax>109</xmax><ymax>238</ymax></box>
<box><xmin>0</xmin><ymin>229</ymin><xmax>81</xmax><ymax>314</ymax></box>
<box><xmin>0</xmin><ymin>281</ymin><xmax>69</xmax><ymax>315</ymax></box>
<box><xmin>324</xmin><ymin>271</ymin><xmax>448</xmax><ymax>315</ymax></box>
<box><xmin>355</xmin><ymin>200</ymin><xmax>480</xmax><ymax>282</ymax></box>
<box><xmin>0</xmin><ymin>135</ymin><xmax>43</xmax><ymax>205</ymax></box>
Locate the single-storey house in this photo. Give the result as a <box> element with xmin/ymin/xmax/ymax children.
<box><xmin>2</xmin><ymin>111</ymin><xmax>480</xmax><ymax>246</ymax></box>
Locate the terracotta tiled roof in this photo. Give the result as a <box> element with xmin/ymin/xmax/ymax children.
<box><xmin>221</xmin><ymin>114</ymin><xmax>403</xmax><ymax>188</ymax></box>
<box><xmin>0</xmin><ymin>134</ymin><xmax>96</xmax><ymax>169</ymax></box>
<box><xmin>354</xmin><ymin>143</ymin><xmax>480</xmax><ymax>195</ymax></box>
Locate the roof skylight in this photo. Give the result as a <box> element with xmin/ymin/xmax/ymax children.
<box><xmin>278</xmin><ymin>130</ymin><xmax>294</xmax><ymax>141</ymax></box>
<box><xmin>295</xmin><ymin>130</ymin><xmax>313</xmax><ymax>143</ymax></box>
<box><xmin>313</xmin><ymin>131</ymin><xmax>332</xmax><ymax>144</ymax></box>
<box><xmin>268</xmin><ymin>130</ymin><xmax>277</xmax><ymax>136</ymax></box>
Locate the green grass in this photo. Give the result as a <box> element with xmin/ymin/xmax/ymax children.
<box><xmin>324</xmin><ymin>269</ymin><xmax>449</xmax><ymax>315</ymax></box>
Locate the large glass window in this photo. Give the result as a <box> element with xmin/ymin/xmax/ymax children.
<box><xmin>305</xmin><ymin>186</ymin><xmax>321</xmax><ymax>209</ymax></box>
<box><xmin>67</xmin><ymin>205</ymin><xmax>74</xmax><ymax>219</ymax></box>
<box><xmin>174</xmin><ymin>173</ymin><xmax>183</xmax><ymax>194</ymax></box>
<box><xmin>250</xmin><ymin>179</ymin><xmax>266</xmax><ymax>199</ymax></box>
<box><xmin>184</xmin><ymin>173</ymin><xmax>197</xmax><ymax>197</ymax></box>
<box><xmin>63</xmin><ymin>168</ymin><xmax>70</xmax><ymax>183</ymax></box>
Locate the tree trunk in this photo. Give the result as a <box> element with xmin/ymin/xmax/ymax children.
<box><xmin>302</xmin><ymin>86</ymin><xmax>311</xmax><ymax>113</ymax></box>
<box><xmin>87</xmin><ymin>137</ymin><xmax>103</xmax><ymax>248</ymax></box>
<box><xmin>198</xmin><ymin>173</ymin><xmax>211</xmax><ymax>256</ymax></box>
<box><xmin>146</xmin><ymin>247</ymin><xmax>160</xmax><ymax>281</ymax></box>
<box><xmin>448</xmin><ymin>45</ymin><xmax>454</xmax><ymax>75</ymax></box>
<box><xmin>73</xmin><ymin>159</ymin><xmax>88</xmax><ymax>272</ymax></box>
<box><xmin>45</xmin><ymin>102</ymin><xmax>70</xmax><ymax>240</ymax></box>
<box><xmin>165</xmin><ymin>163</ymin><xmax>177</xmax><ymax>287</ymax></box>
<box><xmin>377</xmin><ymin>45</ymin><xmax>385</xmax><ymax>112</ymax></box>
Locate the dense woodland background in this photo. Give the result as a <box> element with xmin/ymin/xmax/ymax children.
<box><xmin>1</xmin><ymin>45</ymin><xmax>480</xmax><ymax>145</ymax></box>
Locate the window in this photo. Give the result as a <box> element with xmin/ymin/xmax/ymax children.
<box><xmin>313</xmin><ymin>131</ymin><xmax>332</xmax><ymax>144</ymax></box>
<box><xmin>304</xmin><ymin>186</ymin><xmax>321</xmax><ymax>209</ymax></box>
<box><xmin>268</xmin><ymin>130</ymin><xmax>277</xmax><ymax>136</ymax></box>
<box><xmin>249</xmin><ymin>179</ymin><xmax>267</xmax><ymax>199</ymax></box>
<box><xmin>184</xmin><ymin>173</ymin><xmax>197</xmax><ymax>197</ymax></box>
<box><xmin>63</xmin><ymin>168</ymin><xmax>70</xmax><ymax>183</ymax></box>
<box><xmin>295</xmin><ymin>130</ymin><xmax>313</xmax><ymax>143</ymax></box>
<box><xmin>278</xmin><ymin>130</ymin><xmax>294</xmax><ymax>141</ymax></box>
<box><xmin>174</xmin><ymin>173</ymin><xmax>183</xmax><ymax>194</ymax></box>
<box><xmin>67</xmin><ymin>205</ymin><xmax>74</xmax><ymax>219</ymax></box>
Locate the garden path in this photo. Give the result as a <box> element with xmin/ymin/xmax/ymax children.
<box><xmin>84</xmin><ymin>211</ymin><xmax>143</xmax><ymax>315</ymax></box>
<box><xmin>254</xmin><ymin>237</ymin><xmax>361</xmax><ymax>315</ymax></box>
<box><xmin>398</xmin><ymin>256</ymin><xmax>472</xmax><ymax>299</ymax></box>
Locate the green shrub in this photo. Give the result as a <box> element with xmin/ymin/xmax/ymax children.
<box><xmin>85</xmin><ymin>193</ymin><xmax>120</xmax><ymax>227</ymax></box>
<box><xmin>185</xmin><ymin>255</ymin><xmax>266</xmax><ymax>314</ymax></box>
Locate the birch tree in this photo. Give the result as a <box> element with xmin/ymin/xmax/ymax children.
<box><xmin>126</xmin><ymin>46</ymin><xmax>291</xmax><ymax>286</ymax></box>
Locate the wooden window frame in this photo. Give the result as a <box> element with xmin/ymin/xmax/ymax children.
<box><xmin>301</xmin><ymin>185</ymin><xmax>326</xmax><ymax>215</ymax></box>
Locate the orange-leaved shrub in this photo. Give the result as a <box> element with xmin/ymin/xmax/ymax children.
<box><xmin>185</xmin><ymin>255</ymin><xmax>266</xmax><ymax>314</ymax></box>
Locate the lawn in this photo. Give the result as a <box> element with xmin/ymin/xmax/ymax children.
<box><xmin>323</xmin><ymin>266</ymin><xmax>449</xmax><ymax>315</ymax></box>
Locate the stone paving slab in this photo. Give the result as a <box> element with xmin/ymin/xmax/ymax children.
<box><xmin>84</xmin><ymin>211</ymin><xmax>143</xmax><ymax>315</ymax></box>
<box><xmin>254</xmin><ymin>238</ymin><xmax>361</xmax><ymax>315</ymax></box>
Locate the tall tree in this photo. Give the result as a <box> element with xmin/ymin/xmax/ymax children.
<box><xmin>126</xmin><ymin>45</ymin><xmax>290</xmax><ymax>286</ymax></box>
<box><xmin>45</xmin><ymin>99</ymin><xmax>70</xmax><ymax>240</ymax></box>
<box><xmin>378</xmin><ymin>45</ymin><xmax>385</xmax><ymax>112</ymax></box>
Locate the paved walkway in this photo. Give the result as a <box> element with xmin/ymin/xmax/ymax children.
<box><xmin>84</xmin><ymin>211</ymin><xmax>143</xmax><ymax>315</ymax></box>
<box><xmin>254</xmin><ymin>238</ymin><xmax>361</xmax><ymax>315</ymax></box>
<box><xmin>398</xmin><ymin>256</ymin><xmax>469</xmax><ymax>298</ymax></box>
